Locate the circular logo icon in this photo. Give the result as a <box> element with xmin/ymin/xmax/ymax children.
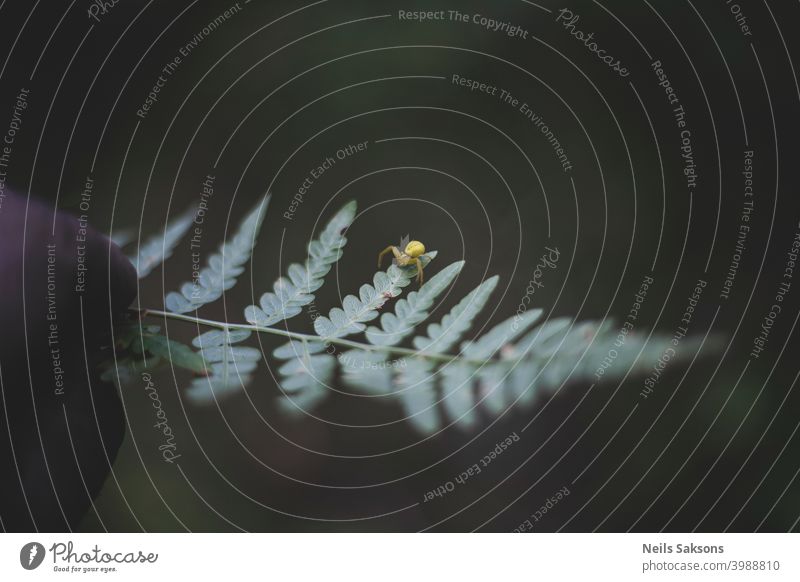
<box><xmin>19</xmin><ymin>542</ymin><xmax>45</xmax><ymax>570</ymax></box>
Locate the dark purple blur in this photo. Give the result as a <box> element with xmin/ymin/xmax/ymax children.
<box><xmin>0</xmin><ymin>191</ymin><xmax>137</xmax><ymax>532</ymax></box>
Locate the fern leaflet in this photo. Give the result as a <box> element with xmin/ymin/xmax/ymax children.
<box><xmin>186</xmin><ymin>328</ymin><xmax>260</xmax><ymax>403</ymax></box>
<box><xmin>165</xmin><ymin>196</ymin><xmax>270</xmax><ymax>313</ymax></box>
<box><xmin>412</xmin><ymin>275</ymin><xmax>499</xmax><ymax>353</ymax></box>
<box><xmin>313</xmin><ymin>252</ymin><xmax>437</xmax><ymax>340</ymax></box>
<box><xmin>133</xmin><ymin>207</ymin><xmax>195</xmax><ymax>279</ymax></box>
<box><xmin>365</xmin><ymin>260</ymin><xmax>464</xmax><ymax>346</ymax></box>
<box><xmin>245</xmin><ymin>201</ymin><xmax>356</xmax><ymax>327</ymax></box>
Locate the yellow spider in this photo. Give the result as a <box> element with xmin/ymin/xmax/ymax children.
<box><xmin>377</xmin><ymin>238</ymin><xmax>427</xmax><ymax>285</ymax></box>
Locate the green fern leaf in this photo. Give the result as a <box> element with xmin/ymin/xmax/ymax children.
<box><xmin>165</xmin><ymin>196</ymin><xmax>270</xmax><ymax>313</ymax></box>
<box><xmin>272</xmin><ymin>340</ymin><xmax>327</xmax><ymax>359</ymax></box>
<box><xmin>133</xmin><ymin>207</ymin><xmax>195</xmax><ymax>279</ymax></box>
<box><xmin>475</xmin><ymin>364</ymin><xmax>511</xmax><ymax>416</ymax></box>
<box><xmin>413</xmin><ymin>276</ymin><xmax>499</xmax><ymax>353</ymax></box>
<box><xmin>339</xmin><ymin>349</ymin><xmax>394</xmax><ymax>394</ymax></box>
<box><xmin>460</xmin><ymin>309</ymin><xmax>544</xmax><ymax>359</ymax></box>
<box><xmin>433</xmin><ymin>310</ymin><xmax>546</xmax><ymax>426</ymax></box>
<box><xmin>273</xmin><ymin>341</ymin><xmax>335</xmax><ymax>416</ymax></box>
<box><xmin>244</xmin><ymin>201</ymin><xmax>356</xmax><ymax>327</ymax></box>
<box><xmin>513</xmin><ymin>316</ymin><xmax>573</xmax><ymax>359</ymax></box>
<box><xmin>101</xmin><ymin>356</ymin><xmax>159</xmax><ymax>385</ymax></box>
<box><xmin>111</xmin><ymin>229</ymin><xmax>135</xmax><ymax>249</ymax></box>
<box><xmin>277</xmin><ymin>355</ymin><xmax>336</xmax><ymax>392</ymax></box>
<box><xmin>505</xmin><ymin>359</ymin><xmax>541</xmax><ymax>406</ymax></box>
<box><xmin>313</xmin><ymin>252</ymin><xmax>437</xmax><ymax>340</ymax></box>
<box><xmin>440</xmin><ymin>362</ymin><xmax>478</xmax><ymax>428</ymax></box>
<box><xmin>365</xmin><ymin>260</ymin><xmax>464</xmax><ymax>346</ymax></box>
<box><xmin>397</xmin><ymin>359</ymin><xmax>440</xmax><ymax>434</ymax></box>
<box><xmin>144</xmin><ymin>334</ymin><xmax>206</xmax><ymax>374</ymax></box>
<box><xmin>186</xmin><ymin>328</ymin><xmax>260</xmax><ymax>402</ymax></box>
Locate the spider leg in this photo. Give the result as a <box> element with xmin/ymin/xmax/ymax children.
<box><xmin>378</xmin><ymin>246</ymin><xmax>400</xmax><ymax>268</ymax></box>
<box><xmin>414</xmin><ymin>257</ymin><xmax>424</xmax><ymax>285</ymax></box>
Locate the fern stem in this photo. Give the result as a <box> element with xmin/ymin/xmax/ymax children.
<box><xmin>144</xmin><ymin>309</ymin><xmax>482</xmax><ymax>365</ymax></box>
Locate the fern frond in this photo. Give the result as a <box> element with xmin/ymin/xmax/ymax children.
<box><xmin>273</xmin><ymin>250</ymin><xmax>440</xmax><ymax>412</ymax></box>
<box><xmin>313</xmin><ymin>252</ymin><xmax>437</xmax><ymax>340</ymax></box>
<box><xmin>273</xmin><ymin>341</ymin><xmax>335</xmax><ymax>416</ymax></box>
<box><xmin>111</xmin><ymin>229</ymin><xmax>134</xmax><ymax>249</ymax></box>
<box><xmin>439</xmin><ymin>362</ymin><xmax>479</xmax><ymax>428</ymax></box>
<box><xmin>133</xmin><ymin>207</ymin><xmax>195</xmax><ymax>279</ymax></box>
<box><xmin>412</xmin><ymin>275</ymin><xmax>499</xmax><ymax>353</ymax></box>
<box><xmin>365</xmin><ymin>260</ymin><xmax>464</xmax><ymax>346</ymax></box>
<box><xmin>101</xmin><ymin>355</ymin><xmax>157</xmax><ymax>385</ymax></box>
<box><xmin>145</xmin><ymin>334</ymin><xmax>206</xmax><ymax>374</ymax></box>
<box><xmin>129</xmin><ymin>197</ymin><xmax>717</xmax><ymax>435</ymax></box>
<box><xmin>102</xmin><ymin>323</ymin><xmax>204</xmax><ymax>388</ymax></box>
<box><xmin>244</xmin><ymin>201</ymin><xmax>356</xmax><ymax>327</ymax></box>
<box><xmin>396</xmin><ymin>359</ymin><xmax>440</xmax><ymax>434</ymax></box>
<box><xmin>165</xmin><ymin>196</ymin><xmax>270</xmax><ymax>313</ymax></box>
<box><xmin>339</xmin><ymin>349</ymin><xmax>394</xmax><ymax>394</ymax></box>
<box><xmin>460</xmin><ymin>309</ymin><xmax>545</xmax><ymax>359</ymax></box>
<box><xmin>339</xmin><ymin>309</ymin><xmax>707</xmax><ymax>434</ymax></box>
<box><xmin>186</xmin><ymin>328</ymin><xmax>261</xmax><ymax>403</ymax></box>
<box><xmin>435</xmin><ymin>310</ymin><xmax>546</xmax><ymax>428</ymax></box>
